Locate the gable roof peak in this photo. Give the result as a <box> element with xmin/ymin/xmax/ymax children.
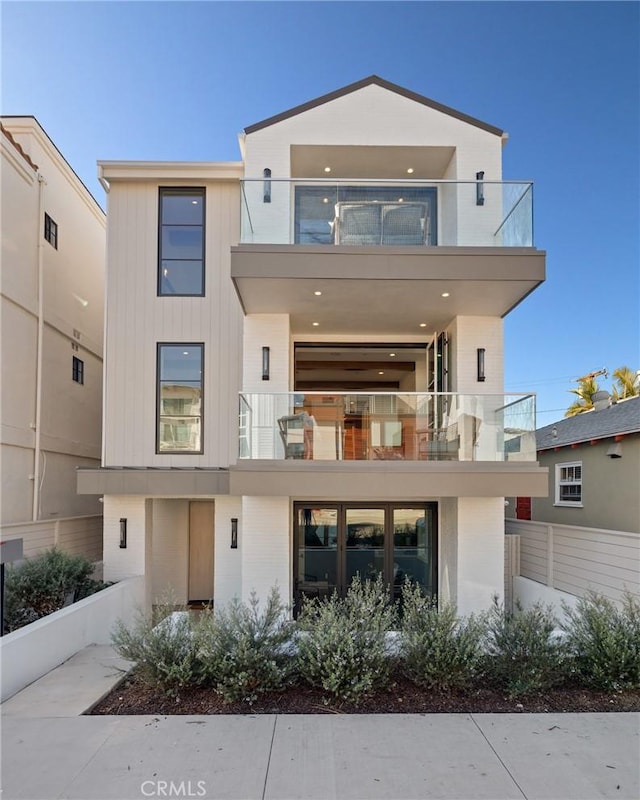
<box><xmin>244</xmin><ymin>76</ymin><xmax>504</xmax><ymax>137</ymax></box>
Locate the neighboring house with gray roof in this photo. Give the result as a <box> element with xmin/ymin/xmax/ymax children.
<box><xmin>508</xmin><ymin>395</ymin><xmax>640</xmax><ymax>533</ymax></box>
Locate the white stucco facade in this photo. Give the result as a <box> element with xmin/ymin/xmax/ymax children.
<box><xmin>82</xmin><ymin>77</ymin><xmax>546</xmax><ymax>614</ymax></box>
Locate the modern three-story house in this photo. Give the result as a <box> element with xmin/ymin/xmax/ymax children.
<box><xmin>78</xmin><ymin>77</ymin><xmax>547</xmax><ymax>616</ymax></box>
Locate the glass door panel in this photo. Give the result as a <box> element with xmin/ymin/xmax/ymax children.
<box><xmin>392</xmin><ymin>507</ymin><xmax>436</xmax><ymax>601</ymax></box>
<box><xmin>345</xmin><ymin>508</ymin><xmax>385</xmax><ymax>586</ymax></box>
<box><xmin>295</xmin><ymin>507</ymin><xmax>338</xmax><ymax>604</ymax></box>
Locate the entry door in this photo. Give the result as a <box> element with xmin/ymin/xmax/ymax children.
<box><xmin>294</xmin><ymin>503</ymin><xmax>437</xmax><ymax>609</ymax></box>
<box><xmin>188</xmin><ymin>501</ymin><xmax>214</xmax><ymax>603</ymax></box>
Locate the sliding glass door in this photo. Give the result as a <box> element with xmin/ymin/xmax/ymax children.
<box><xmin>294</xmin><ymin>503</ymin><xmax>437</xmax><ymax>610</ymax></box>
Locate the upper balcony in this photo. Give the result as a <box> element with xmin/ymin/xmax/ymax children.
<box><xmin>240</xmin><ymin>178</ymin><xmax>534</xmax><ymax>248</ymax></box>
<box><xmin>239</xmin><ymin>391</ymin><xmax>537</xmax><ymax>463</ymax></box>
<box><xmin>231</xmin><ymin>179</ymin><xmax>545</xmax><ymax>333</ymax></box>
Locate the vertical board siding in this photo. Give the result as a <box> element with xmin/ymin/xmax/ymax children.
<box><xmin>104</xmin><ymin>180</ymin><xmax>242</xmax><ymax>469</ymax></box>
<box><xmin>506</xmin><ymin>519</ymin><xmax>640</xmax><ymax>603</ymax></box>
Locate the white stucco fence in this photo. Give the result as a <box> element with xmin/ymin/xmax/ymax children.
<box><xmin>0</xmin><ymin>575</ymin><xmax>144</xmax><ymax>702</ymax></box>
<box><xmin>512</xmin><ymin>575</ymin><xmax>580</xmax><ymax>624</ymax></box>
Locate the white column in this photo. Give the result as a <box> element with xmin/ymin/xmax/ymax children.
<box><xmin>241</xmin><ymin>496</ymin><xmax>290</xmax><ymax>609</ymax></box>
<box><xmin>455</xmin><ymin>497</ymin><xmax>505</xmax><ymax>616</ymax></box>
<box><xmin>103</xmin><ymin>495</ymin><xmax>150</xmax><ymax>609</ymax></box>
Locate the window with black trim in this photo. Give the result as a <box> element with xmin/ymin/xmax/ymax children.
<box><xmin>44</xmin><ymin>213</ymin><xmax>58</xmax><ymax>249</ymax></box>
<box><xmin>72</xmin><ymin>356</ymin><xmax>84</xmax><ymax>385</ymax></box>
<box><xmin>555</xmin><ymin>461</ymin><xmax>582</xmax><ymax>506</ymax></box>
<box><xmin>157</xmin><ymin>344</ymin><xmax>203</xmax><ymax>453</ymax></box>
<box><xmin>158</xmin><ymin>188</ymin><xmax>205</xmax><ymax>295</ymax></box>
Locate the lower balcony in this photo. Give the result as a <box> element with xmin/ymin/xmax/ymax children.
<box><xmin>239</xmin><ymin>392</ymin><xmax>537</xmax><ymax>463</ymax></box>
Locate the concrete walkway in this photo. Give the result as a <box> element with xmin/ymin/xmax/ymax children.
<box><xmin>1</xmin><ymin>646</ymin><xmax>639</xmax><ymax>800</ymax></box>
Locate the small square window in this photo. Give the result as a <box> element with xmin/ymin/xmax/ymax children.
<box><xmin>72</xmin><ymin>356</ymin><xmax>84</xmax><ymax>385</ymax></box>
<box><xmin>555</xmin><ymin>461</ymin><xmax>582</xmax><ymax>505</ymax></box>
<box><xmin>44</xmin><ymin>213</ymin><xmax>58</xmax><ymax>249</ymax></box>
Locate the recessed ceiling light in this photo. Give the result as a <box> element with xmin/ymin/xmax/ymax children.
<box><xmin>192</xmin><ymin>200</ymin><xmax>198</xmax><ymax>205</ymax></box>
<box><xmin>183</xmin><ymin>351</ymin><xmax>189</xmax><ymax>355</ymax></box>
<box><xmin>324</xmin><ymin>166</ymin><xmax>331</xmax><ymax>173</ymax></box>
<box><xmin>378</xmin><ymin>371</ymin><xmax>384</xmax><ymax>375</ymax></box>
<box><xmin>441</xmin><ymin>292</ymin><xmax>450</xmax><ymax>298</ymax></box>
<box><xmin>419</xmin><ymin>323</ymin><xmax>427</xmax><ymax>328</ymax></box>
<box><xmin>389</xmin><ymin>352</ymin><xmax>396</xmax><ymax>357</ymax></box>
<box><xmin>312</xmin><ymin>322</ymin><xmax>320</xmax><ymax>326</ymax></box>
<box><xmin>323</xmin><ymin>198</ymin><xmax>329</xmax><ymax>203</ymax></box>
<box><xmin>407</xmin><ymin>168</ymin><xmax>414</xmax><ymax>174</ymax></box>
<box><xmin>314</xmin><ymin>291</ymin><xmax>322</xmax><ymax>296</ymax></box>
<box><xmin>398</xmin><ymin>198</ymin><xmax>404</xmax><ymax>203</ymax></box>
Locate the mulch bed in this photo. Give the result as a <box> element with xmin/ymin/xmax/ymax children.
<box><xmin>91</xmin><ymin>672</ymin><xmax>640</xmax><ymax>716</ymax></box>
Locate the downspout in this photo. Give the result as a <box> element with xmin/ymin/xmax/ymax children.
<box><xmin>97</xmin><ymin>164</ymin><xmax>109</xmax><ymax>465</ymax></box>
<box><xmin>32</xmin><ymin>172</ymin><xmax>46</xmax><ymax>520</ymax></box>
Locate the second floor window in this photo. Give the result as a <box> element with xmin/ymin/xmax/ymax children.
<box><xmin>44</xmin><ymin>213</ymin><xmax>58</xmax><ymax>249</ymax></box>
<box><xmin>157</xmin><ymin>343</ymin><xmax>203</xmax><ymax>453</ymax></box>
<box><xmin>158</xmin><ymin>188</ymin><xmax>205</xmax><ymax>295</ymax></box>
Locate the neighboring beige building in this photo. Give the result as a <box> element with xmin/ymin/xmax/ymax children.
<box><xmin>79</xmin><ymin>76</ymin><xmax>548</xmax><ymax>616</ymax></box>
<box><xmin>1</xmin><ymin>117</ymin><xmax>105</xmax><ymax>532</ymax></box>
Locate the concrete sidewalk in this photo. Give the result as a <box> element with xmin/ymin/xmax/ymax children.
<box><xmin>1</xmin><ymin>646</ymin><xmax>639</xmax><ymax>800</ymax></box>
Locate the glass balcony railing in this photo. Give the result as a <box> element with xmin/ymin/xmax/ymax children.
<box><xmin>238</xmin><ymin>392</ymin><xmax>536</xmax><ymax>462</ymax></box>
<box><xmin>240</xmin><ymin>179</ymin><xmax>533</xmax><ymax>248</ymax></box>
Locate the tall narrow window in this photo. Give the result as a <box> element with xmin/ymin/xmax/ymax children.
<box><xmin>158</xmin><ymin>188</ymin><xmax>205</xmax><ymax>295</ymax></box>
<box><xmin>157</xmin><ymin>344</ymin><xmax>203</xmax><ymax>453</ymax></box>
<box><xmin>44</xmin><ymin>213</ymin><xmax>58</xmax><ymax>249</ymax></box>
<box><xmin>72</xmin><ymin>356</ymin><xmax>84</xmax><ymax>384</ymax></box>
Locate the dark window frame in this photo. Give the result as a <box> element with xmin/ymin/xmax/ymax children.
<box><xmin>72</xmin><ymin>356</ymin><xmax>84</xmax><ymax>384</ymax></box>
<box><xmin>157</xmin><ymin>187</ymin><xmax>206</xmax><ymax>297</ymax></box>
<box><xmin>44</xmin><ymin>213</ymin><xmax>58</xmax><ymax>249</ymax></box>
<box><xmin>293</xmin><ymin>501</ymin><xmax>438</xmax><ymax>612</ymax></box>
<box><xmin>156</xmin><ymin>342</ymin><xmax>204</xmax><ymax>454</ymax></box>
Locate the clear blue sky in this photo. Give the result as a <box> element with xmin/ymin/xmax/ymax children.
<box><xmin>2</xmin><ymin>1</ymin><xmax>638</xmax><ymax>425</ymax></box>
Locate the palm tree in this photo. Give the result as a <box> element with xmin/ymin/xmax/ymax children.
<box><xmin>611</xmin><ymin>366</ymin><xmax>640</xmax><ymax>401</ymax></box>
<box><xmin>565</xmin><ymin>376</ymin><xmax>600</xmax><ymax>417</ymax></box>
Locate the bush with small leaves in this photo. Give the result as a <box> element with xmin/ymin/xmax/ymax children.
<box><xmin>197</xmin><ymin>586</ymin><xmax>294</xmax><ymax>704</ymax></box>
<box><xmin>400</xmin><ymin>583</ymin><xmax>486</xmax><ymax>691</ymax></box>
<box><xmin>4</xmin><ymin>547</ymin><xmax>107</xmax><ymax>632</ymax></box>
<box><xmin>112</xmin><ymin>597</ymin><xmax>204</xmax><ymax>697</ymax></box>
<box><xmin>561</xmin><ymin>591</ymin><xmax>640</xmax><ymax>691</ymax></box>
<box><xmin>484</xmin><ymin>596</ymin><xmax>567</xmax><ymax>698</ymax></box>
<box><xmin>296</xmin><ymin>574</ymin><xmax>396</xmax><ymax>705</ymax></box>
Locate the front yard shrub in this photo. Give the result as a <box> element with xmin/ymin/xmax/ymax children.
<box><xmin>197</xmin><ymin>586</ymin><xmax>293</xmax><ymax>704</ymax></box>
<box><xmin>561</xmin><ymin>591</ymin><xmax>640</xmax><ymax>691</ymax></box>
<box><xmin>4</xmin><ymin>547</ymin><xmax>107</xmax><ymax>632</ymax></box>
<box><xmin>484</xmin><ymin>597</ymin><xmax>567</xmax><ymax>697</ymax></box>
<box><xmin>400</xmin><ymin>583</ymin><xmax>486</xmax><ymax>691</ymax></box>
<box><xmin>296</xmin><ymin>574</ymin><xmax>396</xmax><ymax>704</ymax></box>
<box><xmin>112</xmin><ymin>598</ymin><xmax>203</xmax><ymax>697</ymax></box>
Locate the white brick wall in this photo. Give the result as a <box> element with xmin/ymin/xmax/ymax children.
<box><xmin>241</xmin><ymin>496</ymin><xmax>290</xmax><ymax>607</ymax></box>
<box><xmin>456</xmin><ymin>497</ymin><xmax>505</xmax><ymax>615</ymax></box>
<box><xmin>103</xmin><ymin>496</ymin><xmax>148</xmax><ymax>584</ymax></box>
<box><xmin>450</xmin><ymin>316</ymin><xmax>504</xmax><ymax>395</ymax></box>
<box><xmin>214</xmin><ymin>496</ymin><xmax>242</xmax><ymax>607</ymax></box>
<box><xmin>243</xmin><ymin>314</ymin><xmax>290</xmax><ymax>392</ymax></box>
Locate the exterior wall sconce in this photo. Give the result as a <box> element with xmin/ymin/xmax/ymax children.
<box><xmin>607</xmin><ymin>442</ymin><xmax>622</xmax><ymax>459</ymax></box>
<box><xmin>476</xmin><ymin>171</ymin><xmax>485</xmax><ymax>206</ymax></box>
<box><xmin>263</xmin><ymin>168</ymin><xmax>271</xmax><ymax>203</ymax></box>
<box><xmin>477</xmin><ymin>348</ymin><xmax>486</xmax><ymax>382</ymax></box>
<box><xmin>119</xmin><ymin>518</ymin><xmax>127</xmax><ymax>548</ymax></box>
<box><xmin>262</xmin><ymin>346</ymin><xmax>270</xmax><ymax>381</ymax></box>
<box><xmin>231</xmin><ymin>518</ymin><xmax>238</xmax><ymax>549</ymax></box>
